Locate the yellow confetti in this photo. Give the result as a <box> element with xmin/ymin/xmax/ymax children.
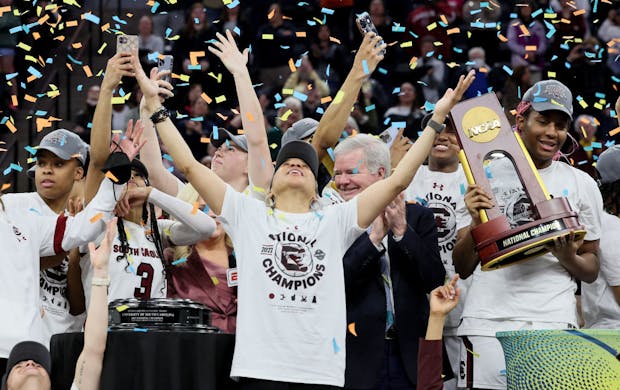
<box><xmin>269</xmin><ymin>143</ymin><xmax>278</xmax><ymax>149</ymax></box>
<box><xmin>262</xmin><ymin>34</ymin><xmax>274</xmax><ymax>40</ymax></box>
<box><xmin>211</xmin><ymin>276</ymin><xmax>219</xmax><ymax>285</ymax></box>
<box><xmin>465</xmin><ymin>347</ymin><xmax>480</xmax><ymax>358</ymax></box>
<box><xmin>252</xmin><ymin>185</ymin><xmax>265</xmax><ymax>193</ymax></box>
<box><xmin>400</xmin><ymin>41</ymin><xmax>413</xmax><ymax>48</ymax></box>
<box><xmin>89</xmin><ymin>212</ymin><xmax>104</xmax><ymax>223</ymax></box>
<box><xmin>97</xmin><ymin>42</ymin><xmax>107</xmax><ymax>54</ymax></box>
<box><xmin>116</xmin><ymin>305</ymin><xmax>129</xmax><ymax>312</ymax></box>
<box><xmin>280</xmin><ymin>109</ymin><xmax>293</xmax><ymax>121</ymax></box>
<box><xmin>17</xmin><ymin>42</ymin><xmax>32</xmax><ymax>51</ymax></box>
<box><xmin>215</xmin><ymin>95</ymin><xmax>227</xmax><ymax>104</ymax></box>
<box><xmin>333</xmin><ymin>90</ymin><xmax>345</xmax><ymax>105</ymax></box>
<box><xmin>427</xmin><ymin>22</ymin><xmax>437</xmax><ymax>31</ymax></box>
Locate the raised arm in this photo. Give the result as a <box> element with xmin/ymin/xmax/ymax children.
<box><xmin>133</xmin><ymin>55</ymin><xmax>228</xmax><ymax>214</ymax></box>
<box><xmin>72</xmin><ymin>218</ymin><xmax>117</xmax><ymax>390</ymax></box>
<box><xmin>138</xmin><ymin>68</ymin><xmax>179</xmax><ymax>196</ymax></box>
<box><xmin>356</xmin><ymin>71</ymin><xmax>475</xmax><ymax>228</ymax></box>
<box><xmin>208</xmin><ymin>30</ymin><xmax>274</xmax><ymax>191</ymax></box>
<box><xmin>84</xmin><ymin>53</ymin><xmax>134</xmax><ymax>203</ymax></box>
<box><xmin>311</xmin><ymin>33</ymin><xmax>385</xmax><ymax>162</ymax></box>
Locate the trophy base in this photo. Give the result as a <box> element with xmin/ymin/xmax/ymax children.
<box><xmin>472</xmin><ymin>212</ymin><xmax>585</xmax><ymax>271</ymax></box>
<box><xmin>108</xmin><ymin>298</ymin><xmax>219</xmax><ymax>332</ymax></box>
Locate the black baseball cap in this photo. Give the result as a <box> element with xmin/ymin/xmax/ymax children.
<box><xmin>274</xmin><ymin>140</ymin><xmax>319</xmax><ymax>179</ymax></box>
<box><xmin>1</xmin><ymin>341</ymin><xmax>51</xmax><ymax>390</ymax></box>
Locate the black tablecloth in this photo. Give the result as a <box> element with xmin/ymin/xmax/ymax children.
<box><xmin>50</xmin><ymin>331</ymin><xmax>238</xmax><ymax>390</ymax></box>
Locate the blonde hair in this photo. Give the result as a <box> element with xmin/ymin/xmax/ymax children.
<box><xmin>171</xmin><ymin>183</ymin><xmax>232</xmax><ymax>264</ymax></box>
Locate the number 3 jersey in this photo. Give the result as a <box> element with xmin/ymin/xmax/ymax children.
<box><xmin>81</xmin><ymin>219</ymin><xmax>172</xmax><ymax>304</ymax></box>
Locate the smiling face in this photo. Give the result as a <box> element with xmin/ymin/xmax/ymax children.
<box><xmin>35</xmin><ymin>150</ymin><xmax>83</xmax><ymax>202</ymax></box>
<box><xmin>271</xmin><ymin>157</ymin><xmax>316</xmax><ymax>199</ymax></box>
<box><xmin>6</xmin><ymin>360</ymin><xmax>51</xmax><ymax>390</ymax></box>
<box><xmin>429</xmin><ymin>123</ymin><xmax>460</xmax><ymax>170</ymax></box>
<box><xmin>334</xmin><ymin>148</ymin><xmax>384</xmax><ymax>201</ymax></box>
<box><xmin>517</xmin><ymin>109</ymin><xmax>570</xmax><ymax>169</ymax></box>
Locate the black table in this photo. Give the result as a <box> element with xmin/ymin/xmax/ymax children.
<box><xmin>50</xmin><ymin>331</ymin><xmax>238</xmax><ymax>390</ymax></box>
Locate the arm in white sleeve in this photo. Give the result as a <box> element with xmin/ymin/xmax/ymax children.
<box><xmin>39</xmin><ymin>178</ymin><xmax>126</xmax><ymax>257</ymax></box>
<box><xmin>148</xmin><ymin>188</ymin><xmax>216</xmax><ymax>246</ymax></box>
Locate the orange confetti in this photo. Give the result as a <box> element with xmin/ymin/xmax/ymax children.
<box><xmin>11</xmin><ymin>95</ymin><xmax>17</xmax><ymax>107</ymax></box>
<box><xmin>104</xmin><ymin>171</ymin><xmax>119</xmax><ymax>182</ymax></box>
<box><xmin>83</xmin><ymin>65</ymin><xmax>92</xmax><ymax>77</ymax></box>
<box><xmin>100</xmin><ymin>22</ymin><xmax>110</xmax><ymax>32</ymax></box>
<box><xmin>267</xmin><ymin>8</ymin><xmax>275</xmax><ymax>20</ymax></box>
<box><xmin>296</xmin><ymin>31</ymin><xmax>306</xmax><ymax>38</ymax></box>
<box><xmin>525</xmin><ymin>45</ymin><xmax>537</xmax><ymax>51</ymax></box>
<box><xmin>519</xmin><ymin>24</ymin><xmax>530</xmax><ymax>36</ymax></box>
<box><xmin>348</xmin><ymin>322</ymin><xmax>358</xmax><ymax>336</ymax></box>
<box><xmin>200</xmin><ymin>93</ymin><xmax>212</xmax><ymax>104</ymax></box>
<box><xmin>573</xmin><ymin>9</ymin><xmax>585</xmax><ymax>16</ymax></box>
<box><xmin>1</xmin><ymin>183</ymin><xmax>11</xmax><ymax>192</ymax></box>
<box><xmin>609</xmin><ymin>127</ymin><xmax>620</xmax><ymax>137</ymax></box>
<box><xmin>447</xmin><ymin>27</ymin><xmax>460</xmax><ymax>35</ymax></box>
<box><xmin>191</xmin><ymin>201</ymin><xmax>199</xmax><ymax>215</ymax></box>
<box><xmin>89</xmin><ymin>212</ymin><xmax>104</xmax><ymax>223</ymax></box>
<box><xmin>320</xmin><ymin>96</ymin><xmax>332</xmax><ymax>104</ymax></box>
<box><xmin>246</xmin><ymin>112</ymin><xmax>255</xmax><ymax>122</ymax></box>
<box><xmin>200</xmin><ymin>137</ymin><xmax>210</xmax><ymax>143</ymax></box>
<box><xmin>329</xmin><ymin>36</ymin><xmax>341</xmax><ymax>44</ymax></box>
<box><xmin>38</xmin><ymin>14</ymin><xmax>50</xmax><ymax>24</ymax></box>
<box><xmin>189</xmin><ymin>51</ymin><xmax>205</xmax><ymax>66</ymax></box>
<box><xmin>66</xmin><ymin>20</ymin><xmax>78</xmax><ymax>28</ymax></box>
<box><xmin>498</xmin><ymin>34</ymin><xmax>508</xmax><ymax>43</ymax></box>
<box><xmin>24</xmin><ymin>94</ymin><xmax>37</xmax><ymax>103</ymax></box>
<box><xmin>439</xmin><ymin>14</ymin><xmax>448</xmax><ymax>24</ymax></box>
<box><xmin>237</xmin><ymin>129</ymin><xmax>245</xmax><ymax>134</ymax></box>
<box><xmin>288</xmin><ymin>58</ymin><xmax>296</xmax><ymax>73</ymax></box>
<box><xmin>5</xmin><ymin>121</ymin><xmax>16</xmax><ymax>133</ymax></box>
<box><xmin>216</xmin><ymin>113</ymin><xmax>228</xmax><ymax>121</ymax></box>
<box><xmin>71</xmin><ymin>42</ymin><xmax>82</xmax><ymax>49</ymax></box>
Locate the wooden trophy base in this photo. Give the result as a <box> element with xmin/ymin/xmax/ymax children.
<box><xmin>471</xmin><ymin>198</ymin><xmax>586</xmax><ymax>271</ymax></box>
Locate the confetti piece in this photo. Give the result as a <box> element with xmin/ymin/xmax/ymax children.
<box><xmin>82</xmin><ymin>12</ymin><xmax>100</xmax><ymax>24</ymax></box>
<box><xmin>172</xmin><ymin>258</ymin><xmax>188</xmax><ymax>266</ymax></box>
<box><xmin>320</xmin><ymin>96</ymin><xmax>332</xmax><ymax>104</ymax></box>
<box><xmin>348</xmin><ymin>322</ymin><xmax>357</xmax><ymax>336</ymax></box>
<box><xmin>362</xmin><ymin>59</ymin><xmax>369</xmax><ymax>74</ymax></box>
<box><xmin>465</xmin><ymin>347</ymin><xmax>480</xmax><ymax>358</ymax></box>
<box><xmin>609</xmin><ymin>127</ymin><xmax>620</xmax><ymax>137</ymax></box>
<box><xmin>252</xmin><ymin>185</ymin><xmax>265</xmax><ymax>193</ymax></box>
<box><xmin>262</xmin><ymin>33</ymin><xmax>274</xmax><ymax>40</ymax></box>
<box><xmin>116</xmin><ymin>305</ymin><xmax>129</xmax><ymax>312</ymax></box>
<box><xmin>199</xmin><ymin>92</ymin><xmax>213</xmax><ymax>104</ymax></box>
<box><xmin>333</xmin><ymin>90</ymin><xmax>345</xmax><ymax>105</ymax></box>
<box><xmin>104</xmin><ymin>170</ymin><xmax>119</xmax><ymax>182</ymax></box>
<box><xmin>215</xmin><ymin>95</ymin><xmax>227</xmax><ymax>104</ymax></box>
<box><xmin>295</xmin><ymin>31</ymin><xmax>306</xmax><ymax>37</ymax></box>
<box><xmin>191</xmin><ymin>201</ymin><xmax>199</xmax><ymax>215</ymax></box>
<box><xmin>133</xmin><ymin>328</ymin><xmax>148</xmax><ymax>333</ymax></box>
<box><xmin>332</xmin><ymin>337</ymin><xmax>340</xmax><ymax>353</ymax></box>
<box><xmin>89</xmin><ymin>212</ymin><xmax>104</xmax><ymax>223</ymax></box>
<box><xmin>1</xmin><ymin>183</ymin><xmax>11</xmax><ymax>192</ymax></box>
<box><xmin>210</xmin><ymin>276</ymin><xmax>220</xmax><ymax>285</ymax></box>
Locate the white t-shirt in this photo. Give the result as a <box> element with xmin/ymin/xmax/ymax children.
<box><xmin>0</xmin><ymin>178</ymin><xmax>118</xmax><ymax>358</ymax></box>
<box><xmin>219</xmin><ymin>186</ymin><xmax>364</xmax><ymax>386</ymax></box>
<box><xmin>1</xmin><ymin>192</ymin><xmax>84</xmax><ymax>345</ymax></box>
<box><xmin>456</xmin><ymin>160</ymin><xmax>603</xmax><ymax>336</ymax></box>
<box><xmin>81</xmin><ymin>220</ymin><xmax>171</xmax><ymax>304</ymax></box>
<box><xmin>582</xmin><ymin>212</ymin><xmax>620</xmax><ymax>329</ymax></box>
<box><xmin>405</xmin><ymin>165</ymin><xmax>470</xmax><ymax>333</ymax></box>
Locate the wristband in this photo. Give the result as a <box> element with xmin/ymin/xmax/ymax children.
<box><xmin>150</xmin><ymin>107</ymin><xmax>169</xmax><ymax>124</ymax></box>
<box><xmin>427</xmin><ymin>119</ymin><xmax>446</xmax><ymax>134</ymax></box>
<box><xmin>91</xmin><ymin>277</ymin><xmax>111</xmax><ymax>286</ymax></box>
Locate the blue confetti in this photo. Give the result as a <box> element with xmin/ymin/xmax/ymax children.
<box><xmin>460</xmin><ymin>183</ymin><xmax>466</xmax><ymax>195</ymax></box>
<box><xmin>83</xmin><ymin>13</ymin><xmax>101</xmax><ymax>25</ymax></box>
<box><xmin>362</xmin><ymin>60</ymin><xmax>369</xmax><ymax>74</ymax></box>
<box><xmin>332</xmin><ymin>337</ymin><xmax>340</xmax><ymax>353</ymax></box>
<box><xmin>133</xmin><ymin>328</ymin><xmax>148</xmax><ymax>332</ymax></box>
<box><xmin>172</xmin><ymin>258</ymin><xmax>187</xmax><ymax>266</ymax></box>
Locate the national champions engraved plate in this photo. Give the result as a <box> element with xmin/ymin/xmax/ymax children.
<box><xmin>108</xmin><ymin>298</ymin><xmax>219</xmax><ymax>332</ymax></box>
<box><xmin>450</xmin><ymin>93</ymin><xmax>585</xmax><ymax>271</ymax></box>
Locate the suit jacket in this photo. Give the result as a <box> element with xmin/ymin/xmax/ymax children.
<box><xmin>343</xmin><ymin>203</ymin><xmax>445</xmax><ymax>389</ymax></box>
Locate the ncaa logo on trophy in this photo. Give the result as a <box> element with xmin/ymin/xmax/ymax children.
<box><xmin>449</xmin><ymin>93</ymin><xmax>585</xmax><ymax>271</ymax></box>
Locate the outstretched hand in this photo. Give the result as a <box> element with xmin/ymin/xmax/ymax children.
<box><xmin>88</xmin><ymin>218</ymin><xmax>117</xmax><ymax>271</ymax></box>
<box><xmin>101</xmin><ymin>53</ymin><xmax>134</xmax><ymax>91</ymax></box>
<box><xmin>353</xmin><ymin>32</ymin><xmax>386</xmax><ymax>78</ymax></box>
<box><xmin>132</xmin><ymin>54</ymin><xmax>165</xmax><ymax>112</ymax></box>
<box><xmin>111</xmin><ymin>119</ymin><xmax>147</xmax><ymax>161</ymax></box>
<box><xmin>429</xmin><ymin>274</ymin><xmax>461</xmax><ymax>317</ymax></box>
<box><xmin>208</xmin><ymin>30</ymin><xmax>249</xmax><ymax>76</ymax></box>
<box><xmin>434</xmin><ymin>70</ymin><xmax>476</xmax><ymax>120</ymax></box>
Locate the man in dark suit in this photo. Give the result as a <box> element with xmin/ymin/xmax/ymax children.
<box><xmin>333</xmin><ymin>134</ymin><xmax>445</xmax><ymax>389</ymax></box>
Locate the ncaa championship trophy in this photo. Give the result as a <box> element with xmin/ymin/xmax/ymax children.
<box><xmin>449</xmin><ymin>93</ymin><xmax>585</xmax><ymax>271</ymax></box>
